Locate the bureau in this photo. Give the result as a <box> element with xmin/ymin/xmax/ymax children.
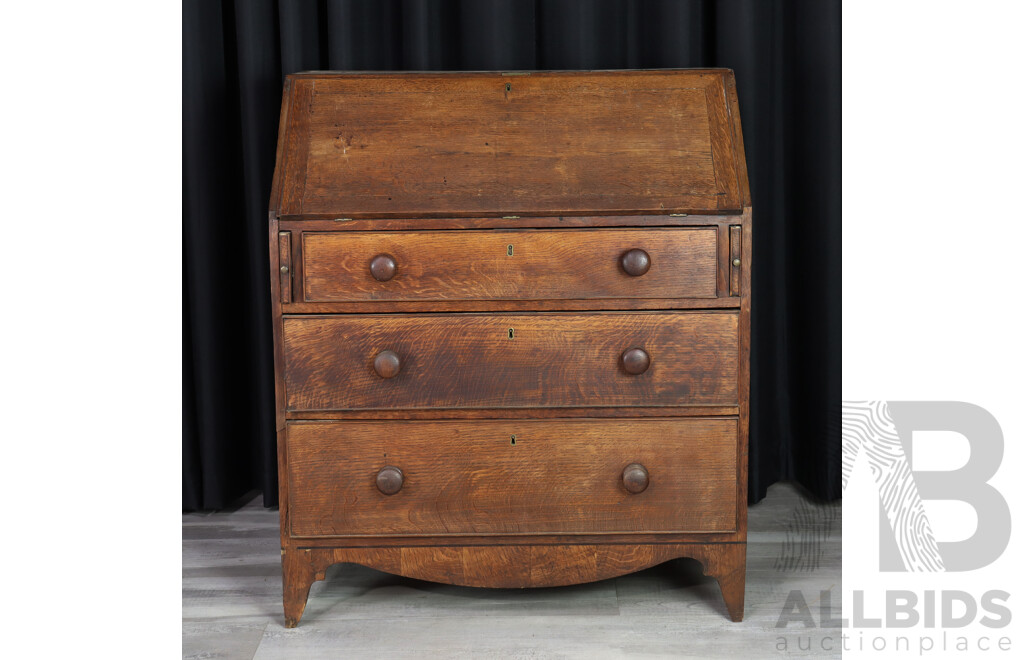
<box><xmin>269</xmin><ymin>69</ymin><xmax>751</xmax><ymax>626</ymax></box>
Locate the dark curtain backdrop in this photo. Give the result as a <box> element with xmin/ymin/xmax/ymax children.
<box><xmin>183</xmin><ymin>0</ymin><xmax>841</xmax><ymax>510</ymax></box>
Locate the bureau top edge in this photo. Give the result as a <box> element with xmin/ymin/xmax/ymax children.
<box><xmin>269</xmin><ymin>69</ymin><xmax>750</xmax><ymax>219</ymax></box>
<box><xmin>272</xmin><ymin>210</ymin><xmax>751</xmax><ymax>225</ymax></box>
<box><xmin>285</xmin><ymin>68</ymin><xmax>738</xmax><ymax>78</ymax></box>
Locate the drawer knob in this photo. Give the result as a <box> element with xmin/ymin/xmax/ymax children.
<box><xmin>620</xmin><ymin>249</ymin><xmax>651</xmax><ymax>276</ymax></box>
<box><xmin>373</xmin><ymin>350</ymin><xmax>402</xmax><ymax>378</ymax></box>
<box><xmin>369</xmin><ymin>254</ymin><xmax>397</xmax><ymax>281</ymax></box>
<box><xmin>376</xmin><ymin>466</ymin><xmax>404</xmax><ymax>495</ymax></box>
<box><xmin>621</xmin><ymin>348</ymin><xmax>651</xmax><ymax>375</ymax></box>
<box><xmin>622</xmin><ymin>463</ymin><xmax>649</xmax><ymax>494</ymax></box>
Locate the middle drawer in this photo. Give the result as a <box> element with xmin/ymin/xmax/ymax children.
<box><xmin>284</xmin><ymin>311</ymin><xmax>738</xmax><ymax>411</ymax></box>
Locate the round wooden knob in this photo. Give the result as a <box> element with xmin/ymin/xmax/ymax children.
<box><xmin>369</xmin><ymin>254</ymin><xmax>397</xmax><ymax>281</ymax></box>
<box><xmin>376</xmin><ymin>466</ymin><xmax>404</xmax><ymax>495</ymax></box>
<box><xmin>373</xmin><ymin>350</ymin><xmax>401</xmax><ymax>378</ymax></box>
<box><xmin>622</xmin><ymin>463</ymin><xmax>649</xmax><ymax>494</ymax></box>
<box><xmin>621</xmin><ymin>348</ymin><xmax>651</xmax><ymax>375</ymax></box>
<box><xmin>621</xmin><ymin>249</ymin><xmax>651</xmax><ymax>276</ymax></box>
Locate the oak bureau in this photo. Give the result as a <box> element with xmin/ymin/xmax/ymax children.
<box><xmin>268</xmin><ymin>69</ymin><xmax>751</xmax><ymax>627</ymax></box>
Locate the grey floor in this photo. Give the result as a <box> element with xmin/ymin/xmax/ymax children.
<box><xmin>183</xmin><ymin>482</ymin><xmax>841</xmax><ymax>659</ymax></box>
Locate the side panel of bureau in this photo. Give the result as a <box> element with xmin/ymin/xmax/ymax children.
<box><xmin>302</xmin><ymin>228</ymin><xmax>718</xmax><ymax>302</ymax></box>
<box><xmin>286</xmin><ymin>418</ymin><xmax>738</xmax><ymax>537</ymax></box>
<box><xmin>283</xmin><ymin>311</ymin><xmax>738</xmax><ymax>410</ymax></box>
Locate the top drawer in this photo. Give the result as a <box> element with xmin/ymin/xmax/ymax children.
<box><xmin>301</xmin><ymin>228</ymin><xmax>717</xmax><ymax>303</ymax></box>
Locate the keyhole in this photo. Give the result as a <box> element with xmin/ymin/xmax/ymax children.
<box><xmin>507</xmin><ymin>244</ymin><xmax>514</xmax><ymax>256</ymax></box>
<box><xmin>508</xmin><ymin>328</ymin><xmax>515</xmax><ymax>340</ymax></box>
<box><xmin>510</xmin><ymin>435</ymin><xmax>517</xmax><ymax>446</ymax></box>
<box><xmin>505</xmin><ymin>82</ymin><xmax>511</xmax><ymax>92</ymax></box>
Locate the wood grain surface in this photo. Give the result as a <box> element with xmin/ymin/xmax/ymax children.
<box><xmin>187</xmin><ymin>485</ymin><xmax>838</xmax><ymax>645</ymax></box>
<box><xmin>283</xmin><ymin>311</ymin><xmax>739</xmax><ymax>410</ymax></box>
<box><xmin>268</xmin><ymin>69</ymin><xmax>754</xmax><ymax>627</ymax></box>
<box><xmin>278</xmin><ymin>231</ymin><xmax>292</xmax><ymax>303</ymax></box>
<box><xmin>279</xmin><ymin>542</ymin><xmax>745</xmax><ymax>627</ymax></box>
<box><xmin>729</xmin><ymin>224</ymin><xmax>741</xmax><ymax>296</ymax></box>
<box><xmin>286</xmin><ymin>418</ymin><xmax>737</xmax><ymax>538</ymax></box>
<box><xmin>273</xmin><ymin>70</ymin><xmax>747</xmax><ymax>218</ymax></box>
<box><xmin>302</xmin><ymin>228</ymin><xmax>718</xmax><ymax>302</ymax></box>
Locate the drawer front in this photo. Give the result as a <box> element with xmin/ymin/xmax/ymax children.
<box><xmin>301</xmin><ymin>228</ymin><xmax>718</xmax><ymax>302</ymax></box>
<box><xmin>283</xmin><ymin>311</ymin><xmax>738</xmax><ymax>411</ymax></box>
<box><xmin>286</xmin><ymin>418</ymin><xmax>738</xmax><ymax>537</ymax></box>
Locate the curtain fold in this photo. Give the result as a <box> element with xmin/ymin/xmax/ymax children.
<box><xmin>183</xmin><ymin>0</ymin><xmax>841</xmax><ymax>510</ymax></box>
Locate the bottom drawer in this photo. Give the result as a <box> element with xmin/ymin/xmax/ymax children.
<box><xmin>286</xmin><ymin>418</ymin><xmax>738</xmax><ymax>537</ymax></box>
